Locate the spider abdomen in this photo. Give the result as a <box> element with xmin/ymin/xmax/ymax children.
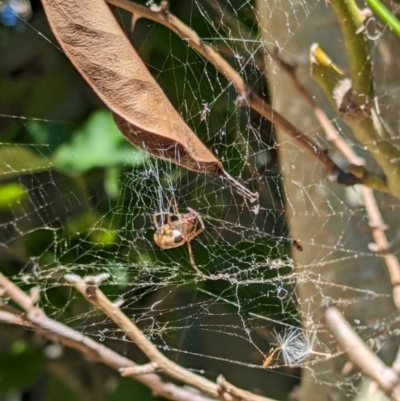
<box><xmin>154</xmin><ymin>225</ymin><xmax>186</xmax><ymax>249</ymax></box>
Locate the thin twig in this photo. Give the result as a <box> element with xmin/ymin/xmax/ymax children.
<box><xmin>310</xmin><ymin>41</ymin><xmax>400</xmax><ymax>196</ymax></box>
<box><xmin>106</xmin><ymin>0</ymin><xmax>359</xmax><ymax>187</ymax></box>
<box><xmin>363</xmin><ymin>188</ymin><xmax>400</xmax><ymax>308</ymax></box>
<box><xmin>265</xmin><ymin>31</ymin><xmax>400</xmax><ymax>393</ymax></box>
<box><xmin>268</xmin><ymin>48</ymin><xmax>366</xmax><ymax>167</ymax></box>
<box><xmin>324</xmin><ymin>304</ymin><xmax>400</xmax><ymax>400</ymax></box>
<box><xmin>203</xmin><ymin>0</ymin><xmax>265</xmax><ymax>71</ymax></box>
<box><xmin>216</xmin><ymin>375</ymin><xmax>271</xmax><ymax>401</ymax></box>
<box><xmin>316</xmin><ymin>100</ymin><xmax>400</xmax><ymax>307</ymax></box>
<box><xmin>201</xmin><ymin>0</ymin><xmax>364</xmax><ymax>168</ymax></box>
<box><xmin>283</xmin><ymin>53</ymin><xmax>400</xmax><ymax>296</ymax></box>
<box><xmin>65</xmin><ymin>273</ymin><xmax>276</xmax><ymax>401</ymax></box>
<box><xmin>0</xmin><ymin>273</ymin><xmax>220</xmax><ymax>401</ymax></box>
<box><xmin>267</xmin><ymin>37</ymin><xmax>400</xmax><ymax>310</ymax></box>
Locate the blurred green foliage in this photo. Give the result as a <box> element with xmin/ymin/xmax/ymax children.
<box><xmin>0</xmin><ymin>341</ymin><xmax>44</xmax><ymax>392</ymax></box>
<box><xmin>0</xmin><ymin>183</ymin><xmax>26</xmax><ymax>209</ymax></box>
<box><xmin>53</xmin><ymin>110</ymin><xmax>146</xmax><ymax>174</ymax></box>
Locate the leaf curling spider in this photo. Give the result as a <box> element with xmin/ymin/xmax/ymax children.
<box><xmin>153</xmin><ymin>197</ymin><xmax>208</xmax><ymax>278</ymax></box>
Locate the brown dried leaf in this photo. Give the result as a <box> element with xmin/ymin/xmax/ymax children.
<box><xmin>112</xmin><ymin>113</ymin><xmax>219</xmax><ymax>173</ymax></box>
<box><xmin>41</xmin><ymin>0</ymin><xmax>258</xmax><ymax>202</ymax></box>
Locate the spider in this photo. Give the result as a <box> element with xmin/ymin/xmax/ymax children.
<box><xmin>153</xmin><ymin>197</ymin><xmax>206</xmax><ymax>276</ymax></box>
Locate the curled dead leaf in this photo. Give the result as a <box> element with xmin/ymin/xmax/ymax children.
<box><xmin>41</xmin><ymin>0</ymin><xmax>258</xmax><ymax>202</ymax></box>
<box><xmin>112</xmin><ymin>112</ymin><xmax>221</xmax><ymax>173</ymax></box>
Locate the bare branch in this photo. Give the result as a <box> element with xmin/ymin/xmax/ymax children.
<box><xmin>106</xmin><ymin>0</ymin><xmax>359</xmax><ymax>187</ymax></box>
<box><xmin>310</xmin><ymin>43</ymin><xmax>400</xmax><ymax>196</ymax></box>
<box><xmin>120</xmin><ymin>362</ymin><xmax>159</xmax><ymax>376</ymax></box>
<box><xmin>0</xmin><ymin>273</ymin><xmax>225</xmax><ymax>401</ymax></box>
<box><xmin>324</xmin><ymin>304</ymin><xmax>400</xmax><ymax>399</ymax></box>
<box><xmin>267</xmin><ymin>38</ymin><xmax>400</xmax><ymax>312</ymax></box>
<box><xmin>271</xmin><ymin>45</ymin><xmax>400</xmax><ymax>392</ymax></box>
<box><xmin>201</xmin><ymin>2</ymin><xmax>364</xmax><ymax>170</ymax></box>
<box><xmin>65</xmin><ymin>273</ymin><xmax>277</xmax><ymax>401</ymax></box>
<box><xmin>241</xmin><ymin>20</ymin><xmax>400</xmax><ymax>305</ymax></box>
<box><xmin>363</xmin><ymin>188</ymin><xmax>400</xmax><ymax>308</ymax></box>
<box><xmin>217</xmin><ymin>375</ymin><xmax>271</xmax><ymax>401</ymax></box>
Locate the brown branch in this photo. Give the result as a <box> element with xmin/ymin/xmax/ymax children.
<box><xmin>268</xmin><ymin>48</ymin><xmax>366</xmax><ymax>167</ymax></box>
<box><xmin>197</xmin><ymin>3</ymin><xmax>389</xmax><ymax>195</ymax></box>
<box><xmin>64</xmin><ymin>273</ymin><xmax>276</xmax><ymax>401</ymax></box>
<box><xmin>200</xmin><ymin>0</ymin><xmax>365</xmax><ymax>169</ymax></box>
<box><xmin>267</xmin><ymin>41</ymin><xmax>400</xmax><ymax>310</ymax></box>
<box><xmin>362</xmin><ymin>189</ymin><xmax>400</xmax><ymax>307</ymax></box>
<box><xmin>265</xmin><ymin>35</ymin><xmax>400</xmax><ymax>392</ymax></box>
<box><xmin>203</xmin><ymin>0</ymin><xmax>266</xmax><ymax>72</ymax></box>
<box><xmin>246</xmin><ymin>29</ymin><xmax>400</xmax><ymax>308</ymax></box>
<box><xmin>266</xmin><ymin>14</ymin><xmax>400</xmax><ymax>396</ymax></box>
<box><xmin>0</xmin><ymin>273</ymin><xmax>220</xmax><ymax>401</ymax></box>
<box><xmin>105</xmin><ymin>0</ymin><xmax>359</xmax><ymax>187</ymax></box>
<box><xmin>324</xmin><ymin>304</ymin><xmax>400</xmax><ymax>400</ymax></box>
<box><xmin>216</xmin><ymin>375</ymin><xmax>270</xmax><ymax>401</ymax></box>
<box><xmin>285</xmin><ymin>59</ymin><xmax>400</xmax><ymax>304</ymax></box>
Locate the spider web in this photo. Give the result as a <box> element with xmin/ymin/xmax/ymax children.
<box><xmin>1</xmin><ymin>0</ymin><xmax>400</xmax><ymax>399</ymax></box>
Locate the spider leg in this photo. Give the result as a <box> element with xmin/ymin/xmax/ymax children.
<box><xmin>186</xmin><ymin>240</ymin><xmax>220</xmax><ymax>281</ymax></box>
<box><xmin>168</xmin><ymin>196</ymin><xmax>181</xmax><ymax>224</ymax></box>
<box><xmin>153</xmin><ymin>212</ymin><xmax>174</xmax><ymax>229</ymax></box>
<box><xmin>196</xmin><ymin>213</ymin><xmax>205</xmax><ymax>230</ymax></box>
<box><xmin>185</xmin><ymin>226</ymin><xmax>204</xmax><ymax>242</ymax></box>
<box><xmin>153</xmin><ymin>214</ymin><xmax>159</xmax><ymax>229</ymax></box>
<box><xmin>169</xmin><ymin>196</ymin><xmax>179</xmax><ymax>212</ymax></box>
<box><xmin>186</xmin><ymin>240</ymin><xmax>205</xmax><ymax>276</ymax></box>
<box><xmin>186</xmin><ymin>208</ymin><xmax>205</xmax><ymax>238</ymax></box>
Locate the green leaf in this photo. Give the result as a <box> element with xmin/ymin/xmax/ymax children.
<box><xmin>53</xmin><ymin>110</ymin><xmax>146</xmax><ymax>174</ymax></box>
<box><xmin>89</xmin><ymin>229</ymin><xmax>117</xmax><ymax>246</ymax></box>
<box><xmin>66</xmin><ymin>211</ymin><xmax>118</xmax><ymax>246</ymax></box>
<box><xmin>104</xmin><ymin>166</ymin><xmax>120</xmax><ymax>199</ymax></box>
<box><xmin>27</xmin><ymin>120</ymin><xmax>73</xmax><ymax>155</ymax></box>
<box><xmin>0</xmin><ymin>144</ymin><xmax>51</xmax><ymax>179</ymax></box>
<box><xmin>0</xmin><ymin>182</ymin><xmax>26</xmax><ymax>209</ymax></box>
<box><xmin>65</xmin><ymin>211</ymin><xmax>103</xmax><ymax>235</ymax></box>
